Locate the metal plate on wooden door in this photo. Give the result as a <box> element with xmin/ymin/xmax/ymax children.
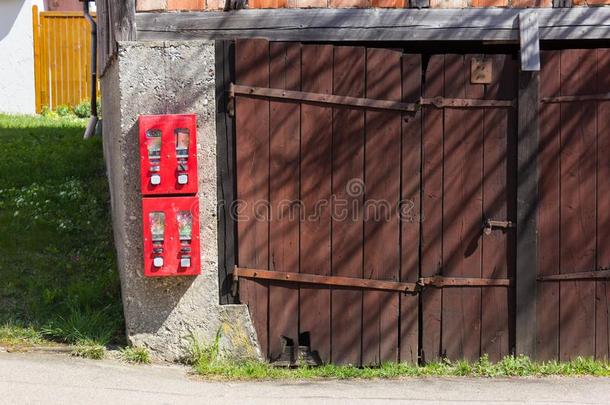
<box><xmin>471</xmin><ymin>57</ymin><xmax>493</xmax><ymax>84</ymax></box>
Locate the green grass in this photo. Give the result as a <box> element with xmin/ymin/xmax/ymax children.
<box><xmin>191</xmin><ymin>355</ymin><xmax>610</xmax><ymax>380</ymax></box>
<box><xmin>120</xmin><ymin>346</ymin><xmax>152</xmax><ymax>364</ymax></box>
<box><xmin>71</xmin><ymin>340</ymin><xmax>106</xmax><ymax>360</ymax></box>
<box><xmin>0</xmin><ymin>323</ymin><xmax>45</xmax><ymax>347</ymax></box>
<box><xmin>188</xmin><ymin>336</ymin><xmax>610</xmax><ymax>379</ymax></box>
<box><xmin>0</xmin><ymin>114</ymin><xmax>122</xmax><ymax>348</ymax></box>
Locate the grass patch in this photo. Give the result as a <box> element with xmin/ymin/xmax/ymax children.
<box><xmin>120</xmin><ymin>346</ymin><xmax>152</xmax><ymax>364</ymax></box>
<box><xmin>0</xmin><ymin>114</ymin><xmax>122</xmax><ymax>348</ymax></box>
<box><xmin>188</xmin><ymin>335</ymin><xmax>610</xmax><ymax>380</ymax></box>
<box><xmin>71</xmin><ymin>340</ymin><xmax>106</xmax><ymax>360</ymax></box>
<box><xmin>0</xmin><ymin>323</ymin><xmax>45</xmax><ymax>347</ymax></box>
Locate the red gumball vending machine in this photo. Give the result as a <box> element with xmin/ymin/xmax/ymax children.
<box><xmin>139</xmin><ymin>114</ymin><xmax>200</xmax><ymax>277</ymax></box>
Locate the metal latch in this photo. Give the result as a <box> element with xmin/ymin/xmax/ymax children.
<box><xmin>484</xmin><ymin>219</ymin><xmax>515</xmax><ymax>235</ymax></box>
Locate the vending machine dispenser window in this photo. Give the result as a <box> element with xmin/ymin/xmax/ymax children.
<box><xmin>177</xmin><ymin>210</ymin><xmax>193</xmax><ymax>268</ymax></box>
<box><xmin>175</xmin><ymin>128</ymin><xmax>190</xmax><ymax>185</ymax></box>
<box><xmin>149</xmin><ymin>211</ymin><xmax>165</xmax><ymax>268</ymax></box>
<box><xmin>146</xmin><ymin>129</ymin><xmax>162</xmax><ymax>185</ymax></box>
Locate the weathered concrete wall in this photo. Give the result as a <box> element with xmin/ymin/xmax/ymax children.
<box><xmin>101</xmin><ymin>40</ymin><xmax>260</xmax><ymax>362</ymax></box>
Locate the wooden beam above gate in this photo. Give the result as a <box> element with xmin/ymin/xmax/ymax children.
<box><xmin>136</xmin><ymin>8</ymin><xmax>610</xmax><ymax>42</ymax></box>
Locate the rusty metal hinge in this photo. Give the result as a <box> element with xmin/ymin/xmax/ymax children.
<box><xmin>232</xmin><ymin>266</ymin><xmax>513</xmax><ymax>294</ymax></box>
<box><xmin>541</xmin><ymin>93</ymin><xmax>610</xmax><ymax>103</ymax></box>
<box><xmin>228</xmin><ymin>83</ymin><xmax>516</xmax><ymax>115</ymax></box>
<box><xmin>538</xmin><ymin>269</ymin><xmax>610</xmax><ymax>282</ymax></box>
<box><xmin>418</xmin><ymin>276</ymin><xmax>513</xmax><ymax>288</ymax></box>
<box><xmin>230</xmin><ymin>83</ymin><xmax>418</xmax><ymax>113</ymax></box>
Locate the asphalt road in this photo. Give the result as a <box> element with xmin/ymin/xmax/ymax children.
<box><xmin>1</xmin><ymin>352</ymin><xmax>610</xmax><ymax>404</ymax></box>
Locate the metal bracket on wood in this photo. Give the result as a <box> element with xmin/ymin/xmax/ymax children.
<box><xmin>538</xmin><ymin>269</ymin><xmax>610</xmax><ymax>281</ymax></box>
<box><xmin>233</xmin><ymin>266</ymin><xmax>513</xmax><ymax>294</ymax></box>
<box><xmin>420</xmin><ymin>97</ymin><xmax>515</xmax><ymax>109</ymax></box>
<box><xmin>418</xmin><ymin>276</ymin><xmax>513</xmax><ymax>288</ymax></box>
<box><xmin>410</xmin><ymin>0</ymin><xmax>430</xmax><ymax>8</ymax></box>
<box><xmin>519</xmin><ymin>10</ymin><xmax>541</xmax><ymax>72</ymax></box>
<box><xmin>541</xmin><ymin>93</ymin><xmax>610</xmax><ymax>103</ymax></box>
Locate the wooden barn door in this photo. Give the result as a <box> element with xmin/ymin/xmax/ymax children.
<box><xmin>234</xmin><ymin>39</ymin><xmax>420</xmax><ymax>366</ymax></box>
<box><xmin>537</xmin><ymin>48</ymin><xmax>610</xmax><ymax>361</ymax></box>
<box><xmin>420</xmin><ymin>53</ymin><xmax>518</xmax><ymax>362</ymax></box>
<box><xmin>233</xmin><ymin>39</ymin><xmax>519</xmax><ymax>365</ymax></box>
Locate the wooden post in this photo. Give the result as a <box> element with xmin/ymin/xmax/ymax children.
<box><xmin>519</xmin><ymin>10</ymin><xmax>540</xmax><ymax>72</ymax></box>
<box><xmin>515</xmin><ymin>69</ymin><xmax>539</xmax><ymax>358</ymax></box>
<box><xmin>215</xmin><ymin>40</ymin><xmax>238</xmax><ymax>304</ymax></box>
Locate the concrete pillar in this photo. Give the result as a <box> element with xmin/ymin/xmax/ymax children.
<box><xmin>101</xmin><ymin>41</ymin><xmax>260</xmax><ymax>361</ymax></box>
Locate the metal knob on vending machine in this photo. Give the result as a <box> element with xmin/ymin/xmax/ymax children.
<box><xmin>153</xmin><ymin>257</ymin><xmax>164</xmax><ymax>267</ymax></box>
<box><xmin>150</xmin><ymin>174</ymin><xmax>161</xmax><ymax>185</ymax></box>
<box><xmin>177</xmin><ymin>174</ymin><xmax>188</xmax><ymax>185</ymax></box>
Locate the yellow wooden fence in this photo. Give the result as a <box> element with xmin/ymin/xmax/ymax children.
<box><xmin>32</xmin><ymin>6</ymin><xmax>98</xmax><ymax>113</ymax></box>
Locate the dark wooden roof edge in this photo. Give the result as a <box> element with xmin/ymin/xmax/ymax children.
<box><xmin>135</xmin><ymin>8</ymin><xmax>610</xmax><ymax>42</ymax></box>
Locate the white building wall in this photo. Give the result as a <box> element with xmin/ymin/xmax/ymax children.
<box><xmin>0</xmin><ymin>0</ymin><xmax>44</xmax><ymax>114</ymax></box>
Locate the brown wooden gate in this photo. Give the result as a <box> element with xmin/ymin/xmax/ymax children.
<box><xmin>232</xmin><ymin>38</ymin><xmax>520</xmax><ymax>365</ymax></box>
<box><xmin>537</xmin><ymin>49</ymin><xmax>610</xmax><ymax>361</ymax></box>
<box><xmin>419</xmin><ymin>53</ymin><xmax>518</xmax><ymax>363</ymax></box>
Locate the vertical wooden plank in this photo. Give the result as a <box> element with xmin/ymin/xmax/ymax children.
<box><xmin>81</xmin><ymin>16</ymin><xmax>88</xmax><ymax>102</ymax></box>
<box><xmin>32</xmin><ymin>6</ymin><xmax>42</xmax><ymax>113</ymax></box>
<box><xmin>268</xmin><ymin>42</ymin><xmax>301</xmax><ymax>361</ymax></box>
<box><xmin>70</xmin><ymin>16</ymin><xmax>79</xmax><ymax>105</ymax></box>
<box><xmin>57</xmin><ymin>16</ymin><xmax>65</xmax><ymax>106</ymax></box>
<box><xmin>400</xmin><ymin>53</ymin><xmax>421</xmax><ymax>364</ymax></box>
<box><xmin>481</xmin><ymin>54</ymin><xmax>516</xmax><ymax>362</ymax></box>
<box><xmin>48</xmin><ymin>15</ymin><xmax>57</xmax><ymax>109</ymax></box>
<box><xmin>65</xmin><ymin>16</ymin><xmax>72</xmax><ymax>105</ymax></box>
<box><xmin>215</xmin><ymin>40</ymin><xmax>238</xmax><ymax>305</ymax></box>
<box><xmin>362</xmin><ymin>47</ymin><xmax>402</xmax><ymax>365</ymax></box>
<box><xmin>421</xmin><ymin>54</ymin><xmax>444</xmax><ymax>363</ymax></box>
<box><xmin>559</xmin><ymin>49</ymin><xmax>596</xmax><ymax>361</ymax></box>
<box><xmin>235</xmin><ymin>38</ymin><xmax>270</xmax><ymax>358</ymax></box>
<box><xmin>331</xmin><ymin>45</ymin><xmax>365</xmax><ymax>366</ymax></box>
<box><xmin>537</xmin><ymin>50</ymin><xmax>560</xmax><ymax>361</ymax></box>
<box><xmin>596</xmin><ymin>48</ymin><xmax>610</xmax><ymax>361</ymax></box>
<box><xmin>515</xmin><ymin>67</ymin><xmax>539</xmax><ymax>359</ymax></box>
<box><xmin>442</xmin><ymin>54</ymin><xmax>483</xmax><ymax>361</ymax></box>
<box><xmin>40</xmin><ymin>13</ymin><xmax>49</xmax><ymax>109</ymax></box>
<box><xmin>300</xmin><ymin>44</ymin><xmax>333</xmax><ymax>363</ymax></box>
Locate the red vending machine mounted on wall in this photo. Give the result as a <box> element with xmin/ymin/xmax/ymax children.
<box><xmin>139</xmin><ymin>114</ymin><xmax>200</xmax><ymax>277</ymax></box>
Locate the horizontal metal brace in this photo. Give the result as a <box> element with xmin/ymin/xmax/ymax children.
<box><xmin>234</xmin><ymin>266</ymin><xmax>418</xmax><ymax>293</ymax></box>
<box><xmin>420</xmin><ymin>97</ymin><xmax>515</xmax><ymax>109</ymax></box>
<box><xmin>230</xmin><ymin>83</ymin><xmax>418</xmax><ymax>113</ymax></box>
<box><xmin>233</xmin><ymin>266</ymin><xmax>513</xmax><ymax>293</ymax></box>
<box><xmin>419</xmin><ymin>276</ymin><xmax>513</xmax><ymax>288</ymax></box>
<box><xmin>541</xmin><ymin>93</ymin><xmax>610</xmax><ymax>103</ymax></box>
<box><xmin>537</xmin><ymin>269</ymin><xmax>610</xmax><ymax>281</ymax></box>
<box><xmin>229</xmin><ymin>84</ymin><xmax>515</xmax><ymax>116</ymax></box>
